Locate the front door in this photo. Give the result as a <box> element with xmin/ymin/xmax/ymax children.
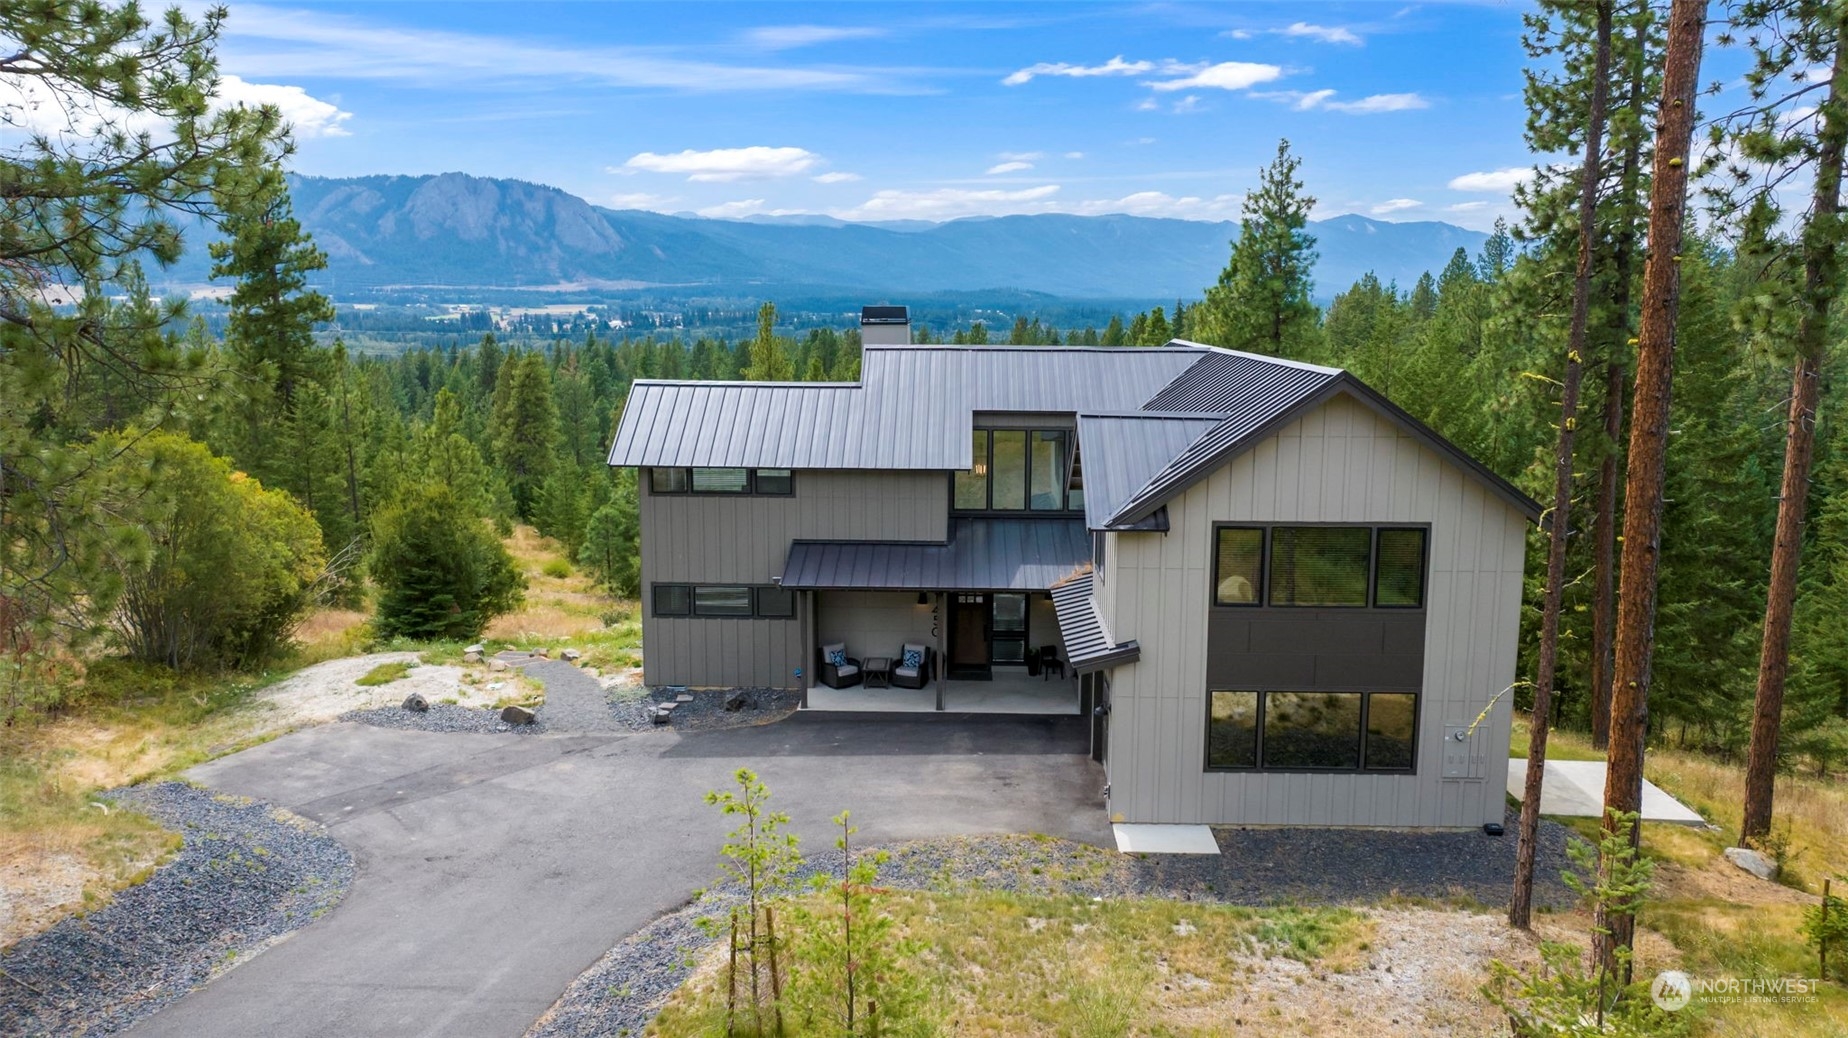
<box><xmin>951</xmin><ymin>593</ymin><xmax>990</xmax><ymax>672</ymax></box>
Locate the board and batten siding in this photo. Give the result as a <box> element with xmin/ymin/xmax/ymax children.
<box><xmin>639</xmin><ymin>469</ymin><xmax>949</xmax><ymax>688</ymax></box>
<box><xmin>1102</xmin><ymin>393</ymin><xmax>1528</xmax><ymax>828</ymax></box>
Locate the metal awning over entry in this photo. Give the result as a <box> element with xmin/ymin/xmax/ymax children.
<box><xmin>780</xmin><ymin>518</ymin><xmax>1088</xmax><ymax>591</ymax></box>
<box><xmin>1049</xmin><ymin>571</ymin><xmax>1140</xmax><ymax>673</ymax></box>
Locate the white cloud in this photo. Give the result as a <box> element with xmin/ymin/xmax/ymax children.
<box><xmin>1172</xmin><ymin>95</ymin><xmax>1203</xmax><ymax>113</ymax></box>
<box><xmin>743</xmin><ymin>25</ymin><xmax>884</xmax><ymax>50</ymax></box>
<box><xmin>997</xmin><ymin>150</ymin><xmax>1044</xmax><ymax>162</ymax></box>
<box><xmin>1136</xmin><ymin>97</ymin><xmax>1161</xmax><ymax>112</ymax></box>
<box><xmin>1370</xmin><ymin>198</ymin><xmax>1422</xmax><ymax>214</ymax></box>
<box><xmin>1064</xmin><ymin>151</ymin><xmax>1085</xmax><ymax>159</ymax></box>
<box><xmin>1448</xmin><ymin>167</ymin><xmax>1534</xmax><ymax>192</ymax></box>
<box><xmin>1281</xmin><ymin>22</ymin><xmax>1364</xmax><ymax>45</ymax></box>
<box><xmin>1067</xmin><ymin>191</ymin><xmax>1244</xmax><ymax>218</ymax></box>
<box><xmin>608</xmin><ymin>192</ymin><xmax>678</xmax><ymax>210</ymax></box>
<box><xmin>1263</xmin><ymin>89</ymin><xmax>1428</xmax><ymax>114</ymax></box>
<box><xmin>1003</xmin><ymin>55</ymin><xmax>1152</xmax><ymax>86</ymax></box>
<box><xmin>813</xmin><ymin>171</ymin><xmax>862</xmax><ymax>183</ymax></box>
<box><xmin>1446</xmin><ymin>201</ymin><xmax>1490</xmax><ymax>212</ymax></box>
<box><xmin>986</xmin><ymin>161</ymin><xmax>1034</xmax><ymax>175</ymax></box>
<box><xmin>216</xmin><ymin>6</ymin><xmax>894</xmax><ymax>94</ymax></box>
<box><xmin>620</xmin><ymin>146</ymin><xmax>821</xmax><ymax>181</ymax></box>
<box><xmin>1148</xmin><ymin>61</ymin><xmax>1283</xmax><ymax>93</ymax></box>
<box><xmin>214</xmin><ymin>75</ymin><xmax>353</xmax><ymax>137</ymax></box>
<box><xmin>1226</xmin><ymin>29</ymin><xmax>1255</xmax><ymax>40</ymax></box>
<box><xmin>833</xmin><ymin>184</ymin><xmax>1062</xmax><ymax>220</ymax></box>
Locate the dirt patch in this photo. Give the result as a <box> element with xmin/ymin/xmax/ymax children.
<box><xmin>0</xmin><ymin>853</ymin><xmax>91</xmax><ymax>950</ymax></box>
<box><xmin>254</xmin><ymin>652</ymin><xmax>504</xmax><ymax>730</ymax></box>
<box><xmin>1656</xmin><ymin>856</ymin><xmax>1816</xmax><ymax>906</ymax></box>
<box><xmin>1153</xmin><ymin>909</ymin><xmax>1539</xmax><ymax>1037</ymax></box>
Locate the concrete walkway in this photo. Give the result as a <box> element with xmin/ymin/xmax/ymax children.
<box><xmin>1506</xmin><ymin>758</ymin><xmax>1707</xmax><ymax>824</ymax></box>
<box><xmin>124</xmin><ymin>713</ymin><xmax>1102</xmax><ymax>1038</ymax></box>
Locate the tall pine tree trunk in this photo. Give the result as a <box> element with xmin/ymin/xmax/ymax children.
<box><xmin>1512</xmin><ymin>0</ymin><xmax>1614</xmax><ymax>931</ymax></box>
<box><xmin>1742</xmin><ymin>27</ymin><xmax>1848</xmax><ymax>844</ymax></box>
<box><xmin>1597</xmin><ymin>0</ymin><xmax>1707</xmax><ymax>977</ymax></box>
<box><xmin>1591</xmin><ymin>26</ymin><xmax>1648</xmax><ymax>752</ymax></box>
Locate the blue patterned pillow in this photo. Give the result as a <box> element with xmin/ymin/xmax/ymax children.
<box><xmin>827</xmin><ymin>648</ymin><xmax>847</xmax><ymax>667</ymax></box>
<box><xmin>902</xmin><ymin>647</ymin><xmax>923</xmax><ymax>669</ymax></box>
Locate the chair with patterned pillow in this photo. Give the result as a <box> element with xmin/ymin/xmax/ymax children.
<box><xmin>891</xmin><ymin>642</ymin><xmax>934</xmax><ymax>689</ymax></box>
<box><xmin>818</xmin><ymin>642</ymin><xmax>862</xmax><ymax>688</ymax></box>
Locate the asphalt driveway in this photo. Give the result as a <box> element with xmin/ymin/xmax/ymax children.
<box><xmin>125</xmin><ymin>713</ymin><xmax>1104</xmax><ymax>1038</ymax></box>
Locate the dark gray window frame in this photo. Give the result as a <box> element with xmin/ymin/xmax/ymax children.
<box><xmin>652</xmin><ymin>582</ymin><xmax>798</xmax><ymax>620</ymax></box>
<box><xmin>647</xmin><ymin>468</ymin><xmax>796</xmax><ymax>497</ymax></box>
<box><xmin>950</xmin><ymin>428</ymin><xmax>1083</xmax><ymax>516</ymax></box>
<box><xmin>1209</xmin><ymin>523</ymin><xmax>1432</xmax><ymax>612</ymax></box>
<box><xmin>693</xmin><ymin>585</ymin><xmax>755</xmax><ymax>616</ymax></box>
<box><xmin>1203</xmin><ymin>688</ymin><xmax>1420</xmax><ymax>774</ymax></box>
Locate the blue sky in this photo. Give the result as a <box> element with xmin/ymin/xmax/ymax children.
<box><xmin>210</xmin><ymin>1</ymin><xmax>1552</xmax><ymax>231</ymax></box>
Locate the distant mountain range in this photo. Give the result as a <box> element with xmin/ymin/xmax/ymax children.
<box><xmin>160</xmin><ymin>172</ymin><xmax>1490</xmax><ymax>303</ymax></box>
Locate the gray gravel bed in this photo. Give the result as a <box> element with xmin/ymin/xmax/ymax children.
<box><xmin>607</xmin><ymin>686</ymin><xmax>803</xmax><ymax>733</ymax></box>
<box><xmin>339</xmin><ymin>703</ymin><xmax>549</xmax><ymax>734</ymax></box>
<box><xmin>528</xmin><ymin>813</ymin><xmax>1576</xmax><ymax>1037</ymax></box>
<box><xmin>0</xmin><ymin>782</ymin><xmax>353</xmax><ymax>1037</ymax></box>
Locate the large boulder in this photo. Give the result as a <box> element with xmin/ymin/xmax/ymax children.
<box><xmin>725</xmin><ymin>691</ymin><xmax>750</xmax><ymax>712</ymax></box>
<box><xmin>463</xmin><ymin>650</ymin><xmax>483</xmax><ymax>664</ymax></box>
<box><xmin>501</xmin><ymin>705</ymin><xmax>537</xmax><ymax>726</ymax></box>
<box><xmin>488</xmin><ymin>659</ymin><xmax>510</xmax><ymax>673</ymax></box>
<box><xmin>1723</xmin><ymin>846</ymin><xmax>1778</xmax><ymax>881</ymax></box>
<box><xmin>401</xmin><ymin>693</ymin><xmax>430</xmax><ymax>713</ymax></box>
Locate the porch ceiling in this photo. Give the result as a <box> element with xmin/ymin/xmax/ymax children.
<box><xmin>780</xmin><ymin>518</ymin><xmax>1088</xmax><ymax>591</ymax></box>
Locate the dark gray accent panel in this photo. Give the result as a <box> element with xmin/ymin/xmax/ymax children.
<box><xmin>1208</xmin><ymin>608</ymin><xmax>1424</xmax><ymax>692</ymax></box>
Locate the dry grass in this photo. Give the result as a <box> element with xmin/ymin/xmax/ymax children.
<box><xmin>1512</xmin><ymin>721</ymin><xmax>1848</xmax><ymax>1035</ymax></box>
<box><xmin>478</xmin><ymin>525</ymin><xmax>642</xmax><ymax>673</ymax></box>
<box><xmin>651</xmin><ymin>892</ymin><xmax>1400</xmax><ymax>1038</ymax></box>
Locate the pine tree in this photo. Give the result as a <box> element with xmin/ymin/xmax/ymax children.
<box><xmin>490</xmin><ymin>352</ymin><xmax>560</xmax><ymax>520</ymax></box>
<box><xmin>370</xmin><ymin>483</ymin><xmax>525</xmax><ymax>641</ymax></box>
<box><xmin>1199</xmin><ymin>140</ymin><xmax>1321</xmax><ymax>358</ymax></box>
<box><xmin>1101</xmin><ymin>315</ymin><xmax>1127</xmax><ymax>347</ymax></box>
<box><xmin>743</xmin><ymin>301</ymin><xmax>794</xmax><ymax>380</ymax></box>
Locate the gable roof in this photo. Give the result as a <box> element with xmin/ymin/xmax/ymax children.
<box><xmin>607</xmin><ymin>344</ymin><xmax>1207</xmax><ymax>470</ymax></box>
<box><xmin>1104</xmin><ymin>372</ymin><xmax>1543</xmax><ymax>527</ymax></box>
<box><xmin>1073</xmin><ymin>412</ymin><xmax>1224</xmax><ymax>531</ymax></box>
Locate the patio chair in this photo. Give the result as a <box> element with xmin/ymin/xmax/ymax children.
<box><xmin>892</xmin><ymin>643</ymin><xmax>934</xmax><ymax>689</ymax></box>
<box><xmin>818</xmin><ymin>642</ymin><xmax>862</xmax><ymax>688</ymax></box>
<box><xmin>1039</xmin><ymin>645</ymin><xmax>1065</xmax><ymax>681</ymax></box>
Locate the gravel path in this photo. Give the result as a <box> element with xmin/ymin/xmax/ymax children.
<box><xmin>528</xmin><ymin>814</ymin><xmax>1576</xmax><ymax>1038</ymax></box>
<box><xmin>524</xmin><ymin>659</ymin><xmax>624</xmax><ymax>732</ymax></box>
<box><xmin>338</xmin><ymin>703</ymin><xmax>549</xmax><ymax>734</ymax></box>
<box><xmin>0</xmin><ymin>783</ymin><xmax>353</xmax><ymax>1038</ymax></box>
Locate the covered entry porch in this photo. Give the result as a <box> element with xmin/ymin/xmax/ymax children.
<box><xmin>781</xmin><ymin>519</ymin><xmax>1090</xmax><ymax>716</ymax></box>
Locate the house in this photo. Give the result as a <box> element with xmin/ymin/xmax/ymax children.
<box><xmin>606</xmin><ymin>307</ymin><xmax>1538</xmax><ymax>828</ymax></box>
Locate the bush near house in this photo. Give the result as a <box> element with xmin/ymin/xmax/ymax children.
<box><xmin>370</xmin><ymin>483</ymin><xmax>525</xmax><ymax>640</ymax></box>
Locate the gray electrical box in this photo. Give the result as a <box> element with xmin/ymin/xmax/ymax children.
<box><xmin>1442</xmin><ymin>724</ymin><xmax>1474</xmax><ymax>779</ymax></box>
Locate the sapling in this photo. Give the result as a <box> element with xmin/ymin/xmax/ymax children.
<box><xmin>704</xmin><ymin>768</ymin><xmax>802</xmax><ymax>1036</ymax></box>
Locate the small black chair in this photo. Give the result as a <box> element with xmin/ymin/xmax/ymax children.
<box><xmin>1039</xmin><ymin>645</ymin><xmax>1065</xmax><ymax>681</ymax></box>
<box><xmin>818</xmin><ymin>642</ymin><xmax>862</xmax><ymax>688</ymax></box>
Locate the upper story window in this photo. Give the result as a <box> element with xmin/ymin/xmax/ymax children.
<box><xmin>1213</xmin><ymin>525</ymin><xmax>1428</xmax><ymax>609</ymax></box>
<box><xmin>650</xmin><ymin>467</ymin><xmax>794</xmax><ymax>497</ymax></box>
<box><xmin>954</xmin><ymin>429</ymin><xmax>1080</xmax><ymax>513</ymax></box>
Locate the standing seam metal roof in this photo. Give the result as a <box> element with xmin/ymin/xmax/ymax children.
<box><xmin>1050</xmin><ymin>571</ymin><xmax>1140</xmax><ymax>672</ymax></box>
<box><xmin>779</xmin><ymin>518</ymin><xmax>1089</xmax><ymax>591</ymax></box>
<box><xmin>1073</xmin><ymin>412</ymin><xmax>1224</xmax><ymax>530</ymax></box>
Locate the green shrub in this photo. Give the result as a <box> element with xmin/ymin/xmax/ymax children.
<box><xmin>98</xmin><ymin>431</ymin><xmax>327</xmax><ymax>670</ymax></box>
<box><xmin>370</xmin><ymin>483</ymin><xmax>524</xmax><ymax>640</ymax></box>
<box><xmin>355</xmin><ymin>661</ymin><xmax>411</xmax><ymax>686</ymax></box>
<box><xmin>542</xmin><ymin>558</ymin><xmax>571</xmax><ymax>579</ymax></box>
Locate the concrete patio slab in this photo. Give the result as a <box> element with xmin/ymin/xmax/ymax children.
<box><xmin>1112</xmin><ymin>823</ymin><xmax>1221</xmax><ymax>854</ymax></box>
<box><xmin>806</xmin><ymin>670</ymin><xmax>1080</xmax><ymax>714</ymax></box>
<box><xmin>1506</xmin><ymin>758</ymin><xmax>1706</xmax><ymax>825</ymax></box>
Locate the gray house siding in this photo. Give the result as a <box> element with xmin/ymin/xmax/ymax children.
<box><xmin>639</xmin><ymin>468</ymin><xmax>949</xmax><ymax>688</ymax></box>
<box><xmin>1101</xmin><ymin>394</ymin><xmax>1527</xmax><ymax>827</ymax></box>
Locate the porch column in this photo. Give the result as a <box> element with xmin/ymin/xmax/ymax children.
<box><xmin>934</xmin><ymin>590</ymin><xmax>946</xmax><ymax>712</ymax></box>
<box><xmin>800</xmin><ymin>589</ymin><xmax>813</xmax><ymax>710</ymax></box>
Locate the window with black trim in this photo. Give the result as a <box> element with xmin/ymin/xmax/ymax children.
<box><xmin>1269</xmin><ymin>527</ymin><xmax>1372</xmax><ymax>607</ymax></box>
<box><xmin>754</xmin><ymin>469</ymin><xmax>794</xmax><ymax>496</ymax></box>
<box><xmin>1206</xmin><ymin>690</ymin><xmax>1418</xmax><ymax>772</ymax></box>
<box><xmin>692</xmin><ymin>586</ymin><xmax>753</xmax><ymax>616</ymax></box>
<box><xmin>1374</xmin><ymin>528</ymin><xmax>1427</xmax><ymax>607</ymax></box>
<box><xmin>754</xmin><ymin>585</ymin><xmax>795</xmax><ymax>618</ymax></box>
<box><xmin>1214</xmin><ymin>528</ymin><xmax>1263</xmax><ymax>605</ymax></box>
<box><xmin>653</xmin><ymin>583</ymin><xmax>691</xmax><ymax>616</ymax></box>
<box><xmin>648</xmin><ymin>468</ymin><xmax>795</xmax><ymax>496</ymax></box>
<box><xmin>650</xmin><ymin>468</ymin><xmax>689</xmax><ymax>494</ymax></box>
<box><xmin>953</xmin><ymin>428</ymin><xmax>1080</xmax><ymax>513</ymax></box>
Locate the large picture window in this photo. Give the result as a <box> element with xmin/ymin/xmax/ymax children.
<box><xmin>1206</xmin><ymin>690</ymin><xmax>1418</xmax><ymax>772</ymax></box>
<box><xmin>954</xmin><ymin>428</ymin><xmax>1080</xmax><ymax>513</ymax></box>
<box><xmin>691</xmin><ymin>468</ymin><xmax>750</xmax><ymax>494</ymax></box>
<box><xmin>1269</xmin><ymin>527</ymin><xmax>1372</xmax><ymax>607</ymax></box>
<box><xmin>693</xmin><ymin>586</ymin><xmax>753</xmax><ymax>616</ymax></box>
<box><xmin>1374</xmin><ymin>529</ymin><xmax>1427</xmax><ymax>607</ymax></box>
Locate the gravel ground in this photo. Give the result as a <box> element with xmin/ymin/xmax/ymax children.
<box><xmin>338</xmin><ymin>703</ymin><xmax>549</xmax><ymax>734</ymax></box>
<box><xmin>528</xmin><ymin>814</ymin><xmax>1576</xmax><ymax>1038</ymax></box>
<box><xmin>606</xmin><ymin>686</ymin><xmax>803</xmax><ymax>733</ymax></box>
<box><xmin>0</xmin><ymin>783</ymin><xmax>353</xmax><ymax>1038</ymax></box>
